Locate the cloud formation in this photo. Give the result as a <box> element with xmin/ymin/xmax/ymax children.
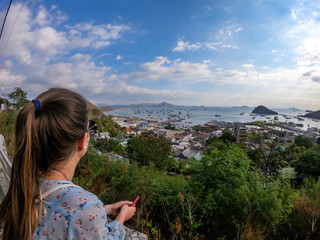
<box><xmin>0</xmin><ymin>3</ymin><xmax>130</xmax><ymax>95</ymax></box>
<box><xmin>173</xmin><ymin>40</ymin><xmax>201</xmax><ymax>52</ymax></box>
<box><xmin>0</xmin><ymin>1</ymin><xmax>320</xmax><ymax>109</ymax></box>
<box><xmin>172</xmin><ymin>25</ymin><xmax>241</xmax><ymax>52</ymax></box>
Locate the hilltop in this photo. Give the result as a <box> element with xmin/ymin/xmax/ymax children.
<box><xmin>252</xmin><ymin>105</ymin><xmax>278</xmax><ymax>115</ymax></box>
<box><xmin>304</xmin><ymin>110</ymin><xmax>320</xmax><ymax>120</ymax></box>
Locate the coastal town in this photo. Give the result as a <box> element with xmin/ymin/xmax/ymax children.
<box><xmin>95</xmin><ymin>105</ymin><xmax>320</xmax><ymax>164</ymax></box>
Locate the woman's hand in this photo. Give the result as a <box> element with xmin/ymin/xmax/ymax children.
<box><xmin>115</xmin><ymin>204</ymin><xmax>136</xmax><ymax>224</ymax></box>
<box><xmin>105</xmin><ymin>201</ymin><xmax>132</xmax><ymax>216</ymax></box>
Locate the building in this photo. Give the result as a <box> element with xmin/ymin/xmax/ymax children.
<box><xmin>234</xmin><ymin>123</ymin><xmax>247</xmax><ymax>143</ymax></box>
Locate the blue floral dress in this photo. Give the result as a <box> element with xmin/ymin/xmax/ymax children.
<box><xmin>32</xmin><ymin>179</ymin><xmax>125</xmax><ymax>240</ymax></box>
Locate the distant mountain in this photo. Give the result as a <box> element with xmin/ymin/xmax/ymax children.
<box><xmin>232</xmin><ymin>105</ymin><xmax>250</xmax><ymax>108</ymax></box>
<box><xmin>99</xmin><ymin>106</ymin><xmax>115</xmax><ymax>112</ymax></box>
<box><xmin>111</xmin><ymin>101</ymin><xmax>176</xmax><ymax>108</ymax></box>
<box><xmin>252</xmin><ymin>105</ymin><xmax>278</xmax><ymax>115</ymax></box>
<box><xmin>304</xmin><ymin>110</ymin><xmax>320</xmax><ymax>120</ymax></box>
<box><xmin>289</xmin><ymin>107</ymin><xmax>300</xmax><ymax>111</ymax></box>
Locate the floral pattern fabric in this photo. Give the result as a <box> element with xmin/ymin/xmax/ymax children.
<box><xmin>32</xmin><ymin>179</ymin><xmax>125</xmax><ymax>240</ymax></box>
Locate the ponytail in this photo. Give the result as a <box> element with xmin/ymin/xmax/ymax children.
<box><xmin>0</xmin><ymin>102</ymin><xmax>41</xmax><ymax>239</ymax></box>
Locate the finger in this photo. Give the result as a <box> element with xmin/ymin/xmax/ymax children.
<box><xmin>122</xmin><ymin>201</ymin><xmax>132</xmax><ymax>205</ymax></box>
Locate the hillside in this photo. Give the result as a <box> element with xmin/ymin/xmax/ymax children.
<box><xmin>304</xmin><ymin>110</ymin><xmax>320</xmax><ymax>120</ymax></box>
<box><xmin>87</xmin><ymin>101</ymin><xmax>106</xmax><ymax>118</ymax></box>
<box><xmin>99</xmin><ymin>106</ymin><xmax>115</xmax><ymax>112</ymax></box>
<box><xmin>252</xmin><ymin>105</ymin><xmax>278</xmax><ymax>115</ymax></box>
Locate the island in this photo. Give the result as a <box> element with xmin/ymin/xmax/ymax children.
<box><xmin>304</xmin><ymin>110</ymin><xmax>320</xmax><ymax>120</ymax></box>
<box><xmin>252</xmin><ymin>105</ymin><xmax>278</xmax><ymax>115</ymax></box>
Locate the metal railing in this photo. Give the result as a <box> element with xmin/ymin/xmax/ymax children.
<box><xmin>0</xmin><ymin>146</ymin><xmax>11</xmax><ymax>202</ymax></box>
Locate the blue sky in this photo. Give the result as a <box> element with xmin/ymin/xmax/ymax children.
<box><xmin>0</xmin><ymin>0</ymin><xmax>320</xmax><ymax>109</ymax></box>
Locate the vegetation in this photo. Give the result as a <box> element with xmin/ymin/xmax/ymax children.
<box><xmin>127</xmin><ymin>133</ymin><xmax>175</xmax><ymax>170</ymax></box>
<box><xmin>73</xmin><ymin>125</ymin><xmax>320</xmax><ymax>239</ymax></box>
<box><xmin>247</xmin><ymin>130</ymin><xmax>289</xmax><ymax>176</ymax></box>
<box><xmin>0</xmin><ymin>109</ymin><xmax>17</xmax><ymax>158</ymax></box>
<box><xmin>95</xmin><ymin>115</ymin><xmax>126</xmax><ymax>137</ymax></box>
<box><xmin>294</xmin><ymin>145</ymin><xmax>320</xmax><ymax>178</ymax></box>
<box><xmin>1</xmin><ymin>88</ymin><xmax>320</xmax><ymax>239</ymax></box>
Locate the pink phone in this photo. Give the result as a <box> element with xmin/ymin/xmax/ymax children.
<box><xmin>130</xmin><ymin>196</ymin><xmax>139</xmax><ymax>206</ymax></box>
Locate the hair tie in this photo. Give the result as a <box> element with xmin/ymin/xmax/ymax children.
<box><xmin>32</xmin><ymin>99</ymin><xmax>42</xmax><ymax>117</ymax></box>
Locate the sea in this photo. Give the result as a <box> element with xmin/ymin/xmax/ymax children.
<box><xmin>105</xmin><ymin>106</ymin><xmax>320</xmax><ymax>131</ymax></box>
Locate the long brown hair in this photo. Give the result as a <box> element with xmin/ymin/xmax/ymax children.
<box><xmin>0</xmin><ymin>88</ymin><xmax>89</xmax><ymax>240</ymax></box>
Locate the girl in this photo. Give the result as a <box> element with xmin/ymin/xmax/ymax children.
<box><xmin>0</xmin><ymin>88</ymin><xmax>136</xmax><ymax>239</ymax></box>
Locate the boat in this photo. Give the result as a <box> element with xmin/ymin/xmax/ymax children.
<box><xmin>239</xmin><ymin>112</ymin><xmax>244</xmax><ymax>115</ymax></box>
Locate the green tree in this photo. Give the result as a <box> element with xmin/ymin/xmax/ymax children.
<box><xmin>294</xmin><ymin>135</ymin><xmax>313</xmax><ymax>149</ymax></box>
<box><xmin>219</xmin><ymin>131</ymin><xmax>236</xmax><ymax>144</ymax></box>
<box><xmin>294</xmin><ymin>145</ymin><xmax>320</xmax><ymax>178</ymax></box>
<box><xmin>247</xmin><ymin>130</ymin><xmax>288</xmax><ymax>176</ymax></box>
<box><xmin>8</xmin><ymin>87</ymin><xmax>29</xmax><ymax>109</ymax></box>
<box><xmin>188</xmin><ymin>144</ymin><xmax>295</xmax><ymax>239</ymax></box>
<box><xmin>127</xmin><ymin>133</ymin><xmax>174</xmax><ymax>170</ymax></box>
<box><xmin>94</xmin><ymin>138</ymin><xmax>125</xmax><ymax>155</ymax></box>
<box><xmin>204</xmin><ymin>137</ymin><xmax>227</xmax><ymax>155</ymax></box>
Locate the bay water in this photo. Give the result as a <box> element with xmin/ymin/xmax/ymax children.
<box><xmin>106</xmin><ymin>106</ymin><xmax>320</xmax><ymax>131</ymax></box>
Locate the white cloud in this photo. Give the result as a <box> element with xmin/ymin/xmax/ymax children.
<box><xmin>291</xmin><ymin>9</ymin><xmax>297</xmax><ymax>19</ymax></box>
<box><xmin>173</xmin><ymin>40</ymin><xmax>201</xmax><ymax>52</ymax></box>
<box><xmin>215</xmin><ymin>25</ymin><xmax>242</xmax><ymax>40</ymax></box>
<box><xmin>0</xmin><ymin>3</ymin><xmax>130</xmax><ymax>98</ymax></box>
<box><xmin>173</xmin><ymin>39</ymin><xmax>238</xmax><ymax>52</ymax></box>
<box><xmin>242</xmin><ymin>64</ymin><xmax>254</xmax><ymax>68</ymax></box>
<box><xmin>285</xmin><ymin>2</ymin><xmax>320</xmax><ymax>65</ymax></box>
<box><xmin>116</xmin><ymin>55</ymin><xmax>122</xmax><ymax>60</ymax></box>
<box><xmin>66</xmin><ymin>23</ymin><xmax>130</xmax><ymax>50</ymax></box>
<box><xmin>191</xmin><ymin>5</ymin><xmax>213</xmax><ymax>19</ymax></box>
<box><xmin>0</xmin><ymin>3</ymin><xmax>131</xmax><ymax>67</ymax></box>
<box><xmin>202</xmin><ymin>60</ymin><xmax>212</xmax><ymax>64</ymax></box>
<box><xmin>35</xmin><ymin>5</ymin><xmax>53</xmax><ymax>26</ymax></box>
<box><xmin>107</xmin><ymin>56</ymin><xmax>213</xmax><ymax>83</ymax></box>
<box><xmin>173</xmin><ymin>24</ymin><xmax>241</xmax><ymax>52</ymax></box>
<box><xmin>0</xmin><ymin>69</ymin><xmax>25</xmax><ymax>88</ymax></box>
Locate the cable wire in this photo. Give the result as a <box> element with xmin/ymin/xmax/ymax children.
<box><xmin>0</xmin><ymin>0</ymin><xmax>12</xmax><ymax>40</ymax></box>
<box><xmin>0</xmin><ymin>0</ymin><xmax>27</xmax><ymax>60</ymax></box>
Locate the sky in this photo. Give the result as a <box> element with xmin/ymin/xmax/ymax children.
<box><xmin>0</xmin><ymin>0</ymin><xmax>319</xmax><ymax>109</ymax></box>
